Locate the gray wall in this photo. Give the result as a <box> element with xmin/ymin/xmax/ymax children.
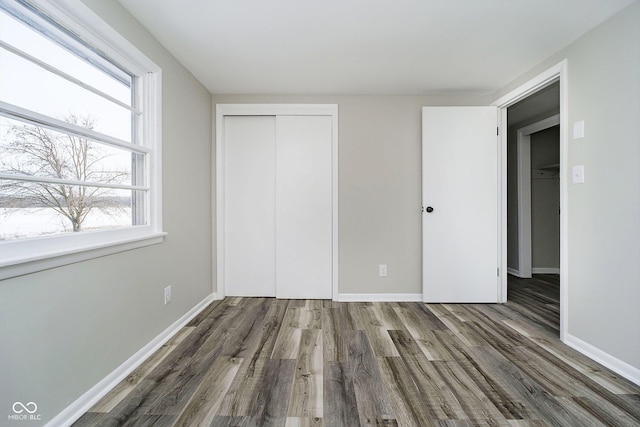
<box><xmin>0</xmin><ymin>0</ymin><xmax>213</xmax><ymax>424</ymax></box>
<box><xmin>213</xmin><ymin>94</ymin><xmax>491</xmax><ymax>296</ymax></box>
<box><xmin>530</xmin><ymin>126</ymin><xmax>560</xmax><ymax>270</ymax></box>
<box><xmin>495</xmin><ymin>2</ymin><xmax>640</xmax><ymax>370</ymax></box>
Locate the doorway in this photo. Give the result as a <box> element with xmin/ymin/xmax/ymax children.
<box><xmin>515</xmin><ymin>114</ymin><xmax>560</xmax><ymax>278</ymax></box>
<box><xmin>494</xmin><ymin>61</ymin><xmax>568</xmax><ymax>340</ymax></box>
<box><xmin>507</xmin><ymin>82</ymin><xmax>561</xmax><ymax>333</ymax></box>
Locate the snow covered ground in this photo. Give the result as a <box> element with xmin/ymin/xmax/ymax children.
<box><xmin>0</xmin><ymin>207</ymin><xmax>132</xmax><ymax>240</ymax></box>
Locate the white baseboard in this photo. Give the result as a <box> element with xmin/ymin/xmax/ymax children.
<box><xmin>532</xmin><ymin>267</ymin><xmax>560</xmax><ymax>274</ymax></box>
<box><xmin>47</xmin><ymin>293</ymin><xmax>217</xmax><ymax>427</ymax></box>
<box><xmin>564</xmin><ymin>333</ymin><xmax>640</xmax><ymax>386</ymax></box>
<box><xmin>507</xmin><ymin>267</ymin><xmax>560</xmax><ymax>277</ymax></box>
<box><xmin>337</xmin><ymin>293</ymin><xmax>423</xmax><ymax>302</ymax></box>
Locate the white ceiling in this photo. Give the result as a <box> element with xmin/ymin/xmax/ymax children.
<box><xmin>117</xmin><ymin>0</ymin><xmax>635</xmax><ymax>95</ymax></box>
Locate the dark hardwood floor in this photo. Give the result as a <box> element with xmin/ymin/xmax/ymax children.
<box><xmin>507</xmin><ymin>273</ymin><xmax>560</xmax><ymax>337</ymax></box>
<box><xmin>74</xmin><ymin>278</ymin><xmax>639</xmax><ymax>426</ymax></box>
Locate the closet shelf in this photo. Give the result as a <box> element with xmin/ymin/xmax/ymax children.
<box><xmin>536</xmin><ymin>163</ymin><xmax>560</xmax><ymax>171</ymax></box>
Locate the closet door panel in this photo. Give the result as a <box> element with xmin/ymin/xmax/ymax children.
<box><xmin>224</xmin><ymin>116</ymin><xmax>276</xmax><ymax>296</ymax></box>
<box><xmin>275</xmin><ymin>115</ymin><xmax>332</xmax><ymax>299</ymax></box>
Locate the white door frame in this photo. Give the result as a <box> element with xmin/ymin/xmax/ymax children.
<box><xmin>214</xmin><ymin>104</ymin><xmax>339</xmax><ymax>300</ymax></box>
<box><xmin>493</xmin><ymin>60</ymin><xmax>568</xmax><ymax>341</ymax></box>
<box><xmin>516</xmin><ymin>114</ymin><xmax>560</xmax><ymax>278</ymax></box>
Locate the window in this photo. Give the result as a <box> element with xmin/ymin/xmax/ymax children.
<box><xmin>0</xmin><ymin>0</ymin><xmax>163</xmax><ymax>279</ymax></box>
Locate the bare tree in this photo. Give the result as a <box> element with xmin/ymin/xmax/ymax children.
<box><xmin>1</xmin><ymin>114</ymin><xmax>130</xmax><ymax>232</ymax></box>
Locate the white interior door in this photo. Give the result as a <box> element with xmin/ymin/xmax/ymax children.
<box><xmin>422</xmin><ymin>106</ymin><xmax>498</xmax><ymax>302</ymax></box>
<box><xmin>224</xmin><ymin>116</ymin><xmax>276</xmax><ymax>296</ymax></box>
<box><xmin>275</xmin><ymin>116</ymin><xmax>332</xmax><ymax>299</ymax></box>
<box><xmin>222</xmin><ymin>113</ymin><xmax>333</xmax><ymax>299</ymax></box>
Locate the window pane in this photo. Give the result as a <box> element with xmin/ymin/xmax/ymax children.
<box><xmin>0</xmin><ymin>184</ymin><xmax>146</xmax><ymax>240</ymax></box>
<box><xmin>0</xmin><ymin>0</ymin><xmax>158</xmax><ymax>257</ymax></box>
<box><xmin>0</xmin><ymin>8</ymin><xmax>132</xmax><ymax>106</ymax></box>
<box><xmin>0</xmin><ymin>117</ymin><xmax>138</xmax><ymax>186</ymax></box>
<box><xmin>0</xmin><ymin>49</ymin><xmax>132</xmax><ymax>141</ymax></box>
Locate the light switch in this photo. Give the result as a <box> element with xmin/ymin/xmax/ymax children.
<box><xmin>572</xmin><ymin>165</ymin><xmax>585</xmax><ymax>184</ymax></box>
<box><xmin>573</xmin><ymin>120</ymin><xmax>585</xmax><ymax>139</ymax></box>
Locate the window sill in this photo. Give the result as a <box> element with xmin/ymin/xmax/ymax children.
<box><xmin>0</xmin><ymin>231</ymin><xmax>167</xmax><ymax>281</ymax></box>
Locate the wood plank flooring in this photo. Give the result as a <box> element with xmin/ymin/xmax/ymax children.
<box><xmin>74</xmin><ymin>277</ymin><xmax>640</xmax><ymax>426</ymax></box>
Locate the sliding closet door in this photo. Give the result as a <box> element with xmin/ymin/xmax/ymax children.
<box><xmin>224</xmin><ymin>116</ymin><xmax>276</xmax><ymax>296</ymax></box>
<box><xmin>275</xmin><ymin>116</ymin><xmax>332</xmax><ymax>299</ymax></box>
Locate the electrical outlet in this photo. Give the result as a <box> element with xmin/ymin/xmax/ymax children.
<box><xmin>379</xmin><ymin>264</ymin><xmax>388</xmax><ymax>277</ymax></box>
<box><xmin>164</xmin><ymin>285</ymin><xmax>172</xmax><ymax>305</ymax></box>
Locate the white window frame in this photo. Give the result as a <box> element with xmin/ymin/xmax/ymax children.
<box><xmin>0</xmin><ymin>0</ymin><xmax>164</xmax><ymax>280</ymax></box>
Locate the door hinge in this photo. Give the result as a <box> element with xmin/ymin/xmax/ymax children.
<box><xmin>497</xmin><ymin>127</ymin><xmax>499</xmax><ymax>135</ymax></box>
<box><xmin>497</xmin><ymin>268</ymin><xmax>500</xmax><ymax>277</ymax></box>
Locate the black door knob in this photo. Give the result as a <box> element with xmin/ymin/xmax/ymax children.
<box><xmin>426</xmin><ymin>206</ymin><xmax>434</xmax><ymax>213</ymax></box>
